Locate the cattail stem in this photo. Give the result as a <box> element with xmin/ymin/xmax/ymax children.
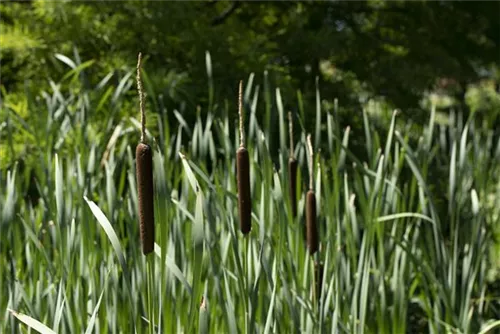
<box><xmin>146</xmin><ymin>255</ymin><xmax>155</xmax><ymax>333</ymax></box>
<box><xmin>136</xmin><ymin>52</ymin><xmax>155</xmax><ymax>255</ymax></box>
<box><xmin>237</xmin><ymin>80</ymin><xmax>251</xmax><ymax>234</ymax></box>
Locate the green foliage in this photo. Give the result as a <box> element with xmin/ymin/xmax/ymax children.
<box><xmin>1</xmin><ymin>1</ymin><xmax>500</xmax><ymax>332</ymax></box>
<box><xmin>2</xmin><ymin>0</ymin><xmax>499</xmax><ymax>113</ymax></box>
<box><xmin>466</xmin><ymin>80</ymin><xmax>500</xmax><ymax>115</ymax></box>
<box><xmin>1</xmin><ymin>66</ymin><xmax>499</xmax><ymax>333</ymax></box>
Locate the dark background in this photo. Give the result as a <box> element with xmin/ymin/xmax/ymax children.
<box><xmin>2</xmin><ymin>1</ymin><xmax>499</xmax><ymax>115</ymax></box>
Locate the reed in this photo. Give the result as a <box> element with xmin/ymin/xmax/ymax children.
<box><xmin>306</xmin><ymin>134</ymin><xmax>318</xmax><ymax>255</ymax></box>
<box><xmin>135</xmin><ymin>52</ymin><xmax>155</xmax><ymax>255</ymax></box>
<box><xmin>236</xmin><ymin>81</ymin><xmax>251</xmax><ymax>234</ymax></box>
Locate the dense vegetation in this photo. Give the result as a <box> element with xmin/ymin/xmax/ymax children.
<box><xmin>1</xmin><ymin>60</ymin><xmax>500</xmax><ymax>332</ymax></box>
<box><xmin>1</xmin><ymin>1</ymin><xmax>500</xmax><ymax>333</ymax></box>
<box><xmin>2</xmin><ymin>1</ymin><xmax>500</xmax><ymax>110</ymax></box>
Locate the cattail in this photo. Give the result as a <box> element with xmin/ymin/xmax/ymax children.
<box><xmin>306</xmin><ymin>190</ymin><xmax>318</xmax><ymax>254</ymax></box>
<box><xmin>135</xmin><ymin>52</ymin><xmax>155</xmax><ymax>255</ymax></box>
<box><xmin>237</xmin><ymin>81</ymin><xmax>251</xmax><ymax>234</ymax></box>
<box><xmin>306</xmin><ymin>135</ymin><xmax>318</xmax><ymax>255</ymax></box>
<box><xmin>288</xmin><ymin>111</ymin><xmax>297</xmax><ymax>218</ymax></box>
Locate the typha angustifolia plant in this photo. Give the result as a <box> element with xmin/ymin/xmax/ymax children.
<box><xmin>135</xmin><ymin>52</ymin><xmax>155</xmax><ymax>255</ymax></box>
<box><xmin>306</xmin><ymin>134</ymin><xmax>318</xmax><ymax>255</ymax></box>
<box><xmin>136</xmin><ymin>53</ymin><xmax>157</xmax><ymax>333</ymax></box>
<box><xmin>236</xmin><ymin>80</ymin><xmax>251</xmax><ymax>235</ymax></box>
<box><xmin>288</xmin><ymin>111</ymin><xmax>297</xmax><ymax>218</ymax></box>
<box><xmin>236</xmin><ymin>80</ymin><xmax>253</xmax><ymax>333</ymax></box>
<box><xmin>306</xmin><ymin>134</ymin><xmax>322</xmax><ymax>308</ymax></box>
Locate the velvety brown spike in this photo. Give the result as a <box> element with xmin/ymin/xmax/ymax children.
<box><xmin>136</xmin><ymin>142</ymin><xmax>155</xmax><ymax>254</ymax></box>
<box><xmin>315</xmin><ymin>261</ymin><xmax>324</xmax><ymax>303</ymax></box>
<box><xmin>306</xmin><ymin>190</ymin><xmax>318</xmax><ymax>255</ymax></box>
<box><xmin>288</xmin><ymin>157</ymin><xmax>297</xmax><ymax>218</ymax></box>
<box><xmin>237</xmin><ymin>146</ymin><xmax>251</xmax><ymax>234</ymax></box>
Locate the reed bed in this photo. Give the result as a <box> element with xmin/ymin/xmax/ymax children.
<box><xmin>1</xmin><ymin>55</ymin><xmax>499</xmax><ymax>334</ymax></box>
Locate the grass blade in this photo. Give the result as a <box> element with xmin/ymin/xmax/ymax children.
<box><xmin>9</xmin><ymin>309</ymin><xmax>57</xmax><ymax>334</ymax></box>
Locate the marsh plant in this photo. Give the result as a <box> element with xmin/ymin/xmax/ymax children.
<box><xmin>1</xmin><ymin>54</ymin><xmax>500</xmax><ymax>333</ymax></box>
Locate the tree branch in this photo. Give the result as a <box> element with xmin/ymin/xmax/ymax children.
<box><xmin>211</xmin><ymin>1</ymin><xmax>240</xmax><ymax>26</ymax></box>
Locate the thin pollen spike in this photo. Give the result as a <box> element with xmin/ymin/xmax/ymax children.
<box><xmin>238</xmin><ymin>80</ymin><xmax>245</xmax><ymax>147</ymax></box>
<box><xmin>307</xmin><ymin>134</ymin><xmax>314</xmax><ymax>190</ymax></box>
<box><xmin>137</xmin><ymin>52</ymin><xmax>146</xmax><ymax>143</ymax></box>
<box><xmin>288</xmin><ymin>111</ymin><xmax>295</xmax><ymax>159</ymax></box>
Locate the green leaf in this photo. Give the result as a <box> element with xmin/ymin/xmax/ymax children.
<box><xmin>54</xmin><ymin>53</ymin><xmax>76</xmax><ymax>69</ymax></box>
<box><xmin>9</xmin><ymin>309</ymin><xmax>57</xmax><ymax>334</ymax></box>
<box><xmin>55</xmin><ymin>154</ymin><xmax>64</xmax><ymax>225</ymax></box>
<box><xmin>154</xmin><ymin>243</ymin><xmax>193</xmax><ymax>295</ymax></box>
<box><xmin>478</xmin><ymin>320</ymin><xmax>500</xmax><ymax>334</ymax></box>
<box><xmin>198</xmin><ymin>296</ymin><xmax>209</xmax><ymax>334</ymax></box>
<box><xmin>84</xmin><ymin>273</ymin><xmax>109</xmax><ymax>334</ymax></box>
<box><xmin>376</xmin><ymin>212</ymin><xmax>434</xmax><ymax>224</ymax></box>
<box><xmin>263</xmin><ymin>260</ymin><xmax>277</xmax><ymax>334</ymax></box>
<box><xmin>84</xmin><ymin>196</ymin><xmax>127</xmax><ymax>272</ymax></box>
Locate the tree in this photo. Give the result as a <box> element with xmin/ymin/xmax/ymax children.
<box><xmin>1</xmin><ymin>0</ymin><xmax>498</xmax><ymax>116</ymax></box>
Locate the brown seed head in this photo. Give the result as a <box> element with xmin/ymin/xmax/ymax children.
<box><xmin>237</xmin><ymin>146</ymin><xmax>251</xmax><ymax>234</ymax></box>
<box><xmin>136</xmin><ymin>142</ymin><xmax>155</xmax><ymax>254</ymax></box>
<box><xmin>288</xmin><ymin>157</ymin><xmax>297</xmax><ymax>218</ymax></box>
<box><xmin>306</xmin><ymin>190</ymin><xmax>318</xmax><ymax>255</ymax></box>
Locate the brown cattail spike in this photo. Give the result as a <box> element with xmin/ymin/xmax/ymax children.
<box><xmin>136</xmin><ymin>143</ymin><xmax>155</xmax><ymax>254</ymax></box>
<box><xmin>288</xmin><ymin>112</ymin><xmax>297</xmax><ymax>218</ymax></box>
<box><xmin>288</xmin><ymin>157</ymin><xmax>297</xmax><ymax>218</ymax></box>
<box><xmin>237</xmin><ymin>146</ymin><xmax>251</xmax><ymax>234</ymax></box>
<box><xmin>237</xmin><ymin>81</ymin><xmax>251</xmax><ymax>234</ymax></box>
<box><xmin>306</xmin><ymin>190</ymin><xmax>318</xmax><ymax>255</ymax></box>
<box><xmin>136</xmin><ymin>52</ymin><xmax>155</xmax><ymax>255</ymax></box>
<box><xmin>306</xmin><ymin>135</ymin><xmax>318</xmax><ymax>255</ymax></box>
